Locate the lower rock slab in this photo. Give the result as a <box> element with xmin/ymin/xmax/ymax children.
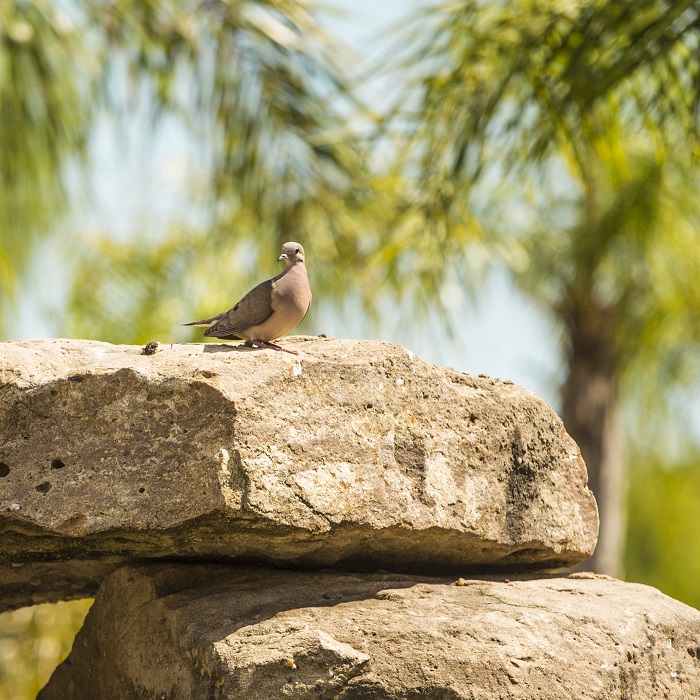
<box><xmin>40</xmin><ymin>565</ymin><xmax>700</xmax><ymax>699</ymax></box>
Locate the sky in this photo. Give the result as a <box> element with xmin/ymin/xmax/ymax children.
<box><xmin>13</xmin><ymin>0</ymin><xmax>564</xmax><ymax>409</ymax></box>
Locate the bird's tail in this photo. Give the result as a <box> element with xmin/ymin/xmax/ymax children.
<box><xmin>182</xmin><ymin>313</ymin><xmax>223</xmax><ymax>327</ymax></box>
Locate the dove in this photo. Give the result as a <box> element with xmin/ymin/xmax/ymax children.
<box><xmin>184</xmin><ymin>242</ymin><xmax>311</xmax><ymax>355</ymax></box>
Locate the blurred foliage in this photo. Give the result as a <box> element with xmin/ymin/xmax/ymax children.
<box><xmin>0</xmin><ymin>600</ymin><xmax>92</xmax><ymax>700</ymax></box>
<box><xmin>0</xmin><ymin>0</ymin><xmax>91</xmax><ymax>329</ymax></box>
<box><xmin>384</xmin><ymin>0</ymin><xmax>700</xmax><ymax>400</ymax></box>
<box><xmin>68</xmin><ymin>227</ymin><xmax>206</xmax><ymax>344</ymax></box>
<box><xmin>626</xmin><ymin>455</ymin><xmax>700</xmax><ymax>610</ymax></box>
<box><xmin>65</xmin><ymin>0</ymin><xmax>410</xmax><ymax>341</ymax></box>
<box><xmin>84</xmin><ymin>0</ymin><xmax>374</xmax><ymax>231</ymax></box>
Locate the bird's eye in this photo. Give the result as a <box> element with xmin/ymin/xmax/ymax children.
<box><xmin>295</xmin><ymin>248</ymin><xmax>300</xmax><ymax>254</ymax></box>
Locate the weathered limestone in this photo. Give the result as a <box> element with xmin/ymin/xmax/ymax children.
<box><xmin>0</xmin><ymin>337</ymin><xmax>597</xmax><ymax>609</ymax></box>
<box><xmin>4</xmin><ymin>337</ymin><xmax>698</xmax><ymax>699</ymax></box>
<box><xmin>39</xmin><ymin>565</ymin><xmax>700</xmax><ymax>700</ymax></box>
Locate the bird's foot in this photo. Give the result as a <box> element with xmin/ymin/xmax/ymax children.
<box><xmin>250</xmin><ymin>339</ymin><xmax>299</xmax><ymax>355</ymax></box>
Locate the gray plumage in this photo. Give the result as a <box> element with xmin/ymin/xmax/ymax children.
<box><xmin>184</xmin><ymin>242</ymin><xmax>312</xmax><ymax>346</ymax></box>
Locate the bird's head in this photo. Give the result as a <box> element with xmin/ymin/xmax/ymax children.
<box><xmin>278</xmin><ymin>242</ymin><xmax>305</xmax><ymax>265</ymax></box>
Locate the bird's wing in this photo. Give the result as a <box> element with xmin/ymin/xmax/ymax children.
<box><xmin>204</xmin><ymin>279</ymin><xmax>275</xmax><ymax>339</ymax></box>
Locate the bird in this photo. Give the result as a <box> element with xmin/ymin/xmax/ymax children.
<box><xmin>183</xmin><ymin>242</ymin><xmax>312</xmax><ymax>355</ymax></box>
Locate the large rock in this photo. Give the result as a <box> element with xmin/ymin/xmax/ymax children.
<box><xmin>0</xmin><ymin>337</ymin><xmax>597</xmax><ymax>609</ymax></box>
<box><xmin>39</xmin><ymin>564</ymin><xmax>700</xmax><ymax>700</ymax></box>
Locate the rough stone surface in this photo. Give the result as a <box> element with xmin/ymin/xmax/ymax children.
<box><xmin>40</xmin><ymin>564</ymin><xmax>700</xmax><ymax>700</ymax></box>
<box><xmin>0</xmin><ymin>337</ymin><xmax>597</xmax><ymax>609</ymax></box>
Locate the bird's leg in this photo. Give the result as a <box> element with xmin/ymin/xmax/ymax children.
<box><xmin>250</xmin><ymin>339</ymin><xmax>299</xmax><ymax>355</ymax></box>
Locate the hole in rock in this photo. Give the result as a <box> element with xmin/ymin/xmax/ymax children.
<box><xmin>0</xmin><ymin>463</ymin><xmax>9</xmax><ymax>477</ymax></box>
<box><xmin>51</xmin><ymin>459</ymin><xmax>66</xmax><ymax>469</ymax></box>
<box><xmin>138</xmin><ymin>487</ymin><xmax>145</xmax><ymax>494</ymax></box>
<box><xmin>35</xmin><ymin>482</ymin><xmax>52</xmax><ymax>494</ymax></box>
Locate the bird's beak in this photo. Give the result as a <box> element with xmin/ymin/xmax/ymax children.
<box><xmin>278</xmin><ymin>253</ymin><xmax>289</xmax><ymax>261</ymax></box>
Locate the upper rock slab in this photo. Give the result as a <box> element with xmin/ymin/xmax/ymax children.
<box><xmin>0</xmin><ymin>337</ymin><xmax>597</xmax><ymax>586</ymax></box>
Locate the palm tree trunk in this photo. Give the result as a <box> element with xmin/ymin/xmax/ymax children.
<box><xmin>561</xmin><ymin>300</ymin><xmax>626</xmax><ymax>577</ymax></box>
